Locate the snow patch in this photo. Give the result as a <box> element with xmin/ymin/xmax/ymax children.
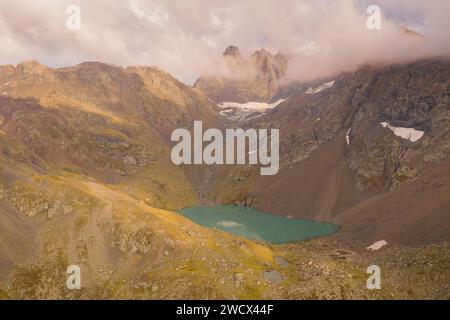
<box><xmin>219</xmin><ymin>99</ymin><xmax>286</xmax><ymax>112</ymax></box>
<box><xmin>218</xmin><ymin>99</ymin><xmax>286</xmax><ymax>121</ymax></box>
<box><xmin>346</xmin><ymin>128</ymin><xmax>351</xmax><ymax>145</ymax></box>
<box><xmin>367</xmin><ymin>240</ymin><xmax>388</xmax><ymax>251</ymax></box>
<box><xmin>306</xmin><ymin>80</ymin><xmax>335</xmax><ymax>94</ymax></box>
<box><xmin>2</xmin><ymin>92</ymin><xmax>7</xmax><ymax>95</ymax></box>
<box><xmin>380</xmin><ymin>122</ymin><xmax>424</xmax><ymax>142</ymax></box>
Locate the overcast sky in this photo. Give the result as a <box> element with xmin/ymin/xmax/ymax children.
<box><xmin>0</xmin><ymin>0</ymin><xmax>449</xmax><ymax>83</ymax></box>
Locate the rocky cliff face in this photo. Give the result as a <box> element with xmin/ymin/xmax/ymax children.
<box><xmin>268</xmin><ymin>60</ymin><xmax>450</xmax><ymax>193</ymax></box>
<box><xmin>194</xmin><ymin>45</ymin><xmax>288</xmax><ymax>103</ymax></box>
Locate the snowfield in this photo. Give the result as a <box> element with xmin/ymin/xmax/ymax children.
<box><xmin>380</xmin><ymin>122</ymin><xmax>424</xmax><ymax>142</ymax></box>
<box><xmin>218</xmin><ymin>98</ymin><xmax>286</xmax><ymax>121</ymax></box>
<box><xmin>219</xmin><ymin>99</ymin><xmax>286</xmax><ymax>112</ymax></box>
<box><xmin>306</xmin><ymin>80</ymin><xmax>335</xmax><ymax>94</ymax></box>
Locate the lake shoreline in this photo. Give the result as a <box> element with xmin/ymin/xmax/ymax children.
<box><xmin>178</xmin><ymin>205</ymin><xmax>340</xmax><ymax>244</ymax></box>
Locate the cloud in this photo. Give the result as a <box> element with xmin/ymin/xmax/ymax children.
<box><xmin>283</xmin><ymin>0</ymin><xmax>450</xmax><ymax>82</ymax></box>
<box><xmin>0</xmin><ymin>0</ymin><xmax>448</xmax><ymax>84</ymax></box>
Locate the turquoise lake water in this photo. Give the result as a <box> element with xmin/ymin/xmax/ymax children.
<box><xmin>178</xmin><ymin>206</ymin><xmax>339</xmax><ymax>244</ymax></box>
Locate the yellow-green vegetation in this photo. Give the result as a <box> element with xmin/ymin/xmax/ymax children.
<box><xmin>118</xmin><ymin>160</ymin><xmax>197</xmax><ymax>210</ymax></box>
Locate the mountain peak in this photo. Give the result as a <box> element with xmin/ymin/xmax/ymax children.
<box><xmin>17</xmin><ymin>60</ymin><xmax>42</xmax><ymax>66</ymax></box>
<box><xmin>15</xmin><ymin>60</ymin><xmax>51</xmax><ymax>77</ymax></box>
<box><xmin>17</xmin><ymin>60</ymin><xmax>46</xmax><ymax>70</ymax></box>
<box><xmin>194</xmin><ymin>46</ymin><xmax>288</xmax><ymax>103</ymax></box>
<box><xmin>253</xmin><ymin>48</ymin><xmax>271</xmax><ymax>57</ymax></box>
<box><xmin>223</xmin><ymin>45</ymin><xmax>242</xmax><ymax>58</ymax></box>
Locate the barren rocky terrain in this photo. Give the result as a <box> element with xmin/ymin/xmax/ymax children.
<box><xmin>0</xmin><ymin>53</ymin><xmax>448</xmax><ymax>299</ymax></box>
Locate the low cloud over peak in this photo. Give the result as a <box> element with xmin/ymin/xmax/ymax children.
<box><xmin>0</xmin><ymin>0</ymin><xmax>449</xmax><ymax>84</ymax></box>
